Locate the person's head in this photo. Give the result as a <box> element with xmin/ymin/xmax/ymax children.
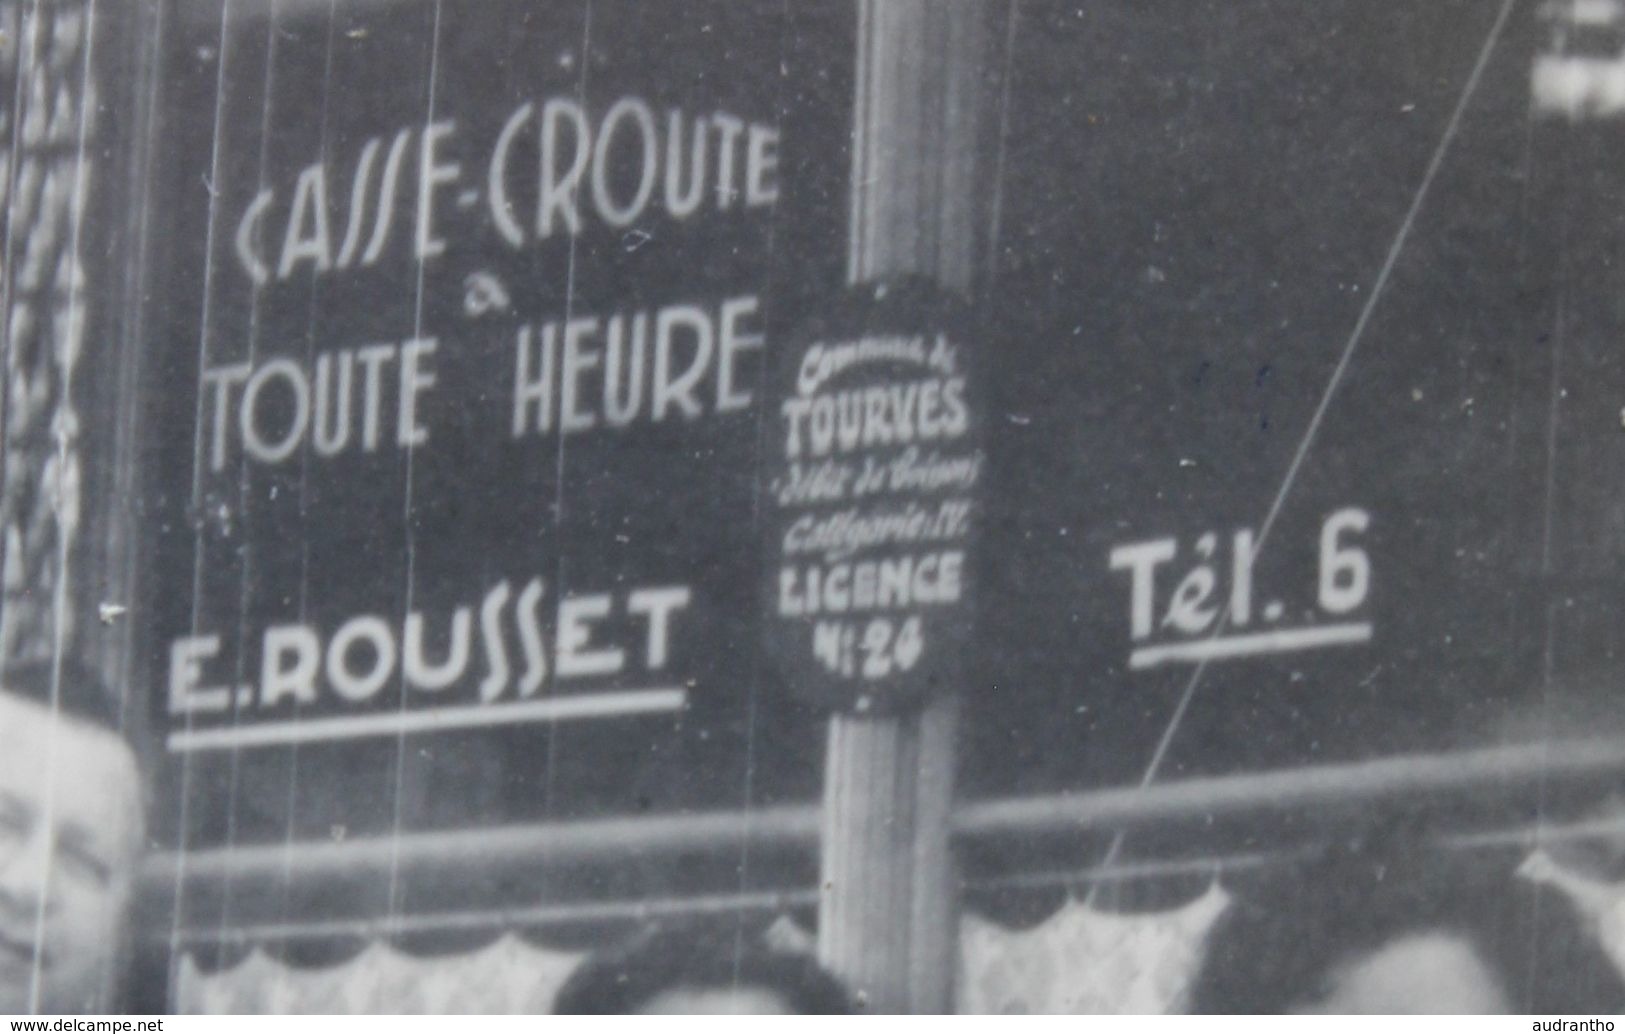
<box><xmin>553</xmin><ymin>924</ymin><xmax>853</xmax><ymax>1014</ymax></box>
<box><xmin>1190</xmin><ymin>841</ymin><xmax>1625</xmax><ymax>1013</ymax></box>
<box><xmin>0</xmin><ymin>659</ymin><xmax>144</xmax><ymax>1013</ymax></box>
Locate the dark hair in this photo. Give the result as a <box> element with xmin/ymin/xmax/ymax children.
<box><xmin>0</xmin><ymin>657</ymin><xmax>123</xmax><ymax>733</ymax></box>
<box><xmin>1190</xmin><ymin>843</ymin><xmax>1625</xmax><ymax>1013</ymax></box>
<box><xmin>553</xmin><ymin>925</ymin><xmax>854</xmax><ymax>1014</ymax></box>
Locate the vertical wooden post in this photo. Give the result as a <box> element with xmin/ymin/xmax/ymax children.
<box><xmin>817</xmin><ymin>0</ymin><xmax>991</xmax><ymax>1013</ymax></box>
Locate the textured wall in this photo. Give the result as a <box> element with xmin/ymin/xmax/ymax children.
<box><xmin>0</xmin><ymin>0</ymin><xmax>97</xmax><ymax>666</ymax></box>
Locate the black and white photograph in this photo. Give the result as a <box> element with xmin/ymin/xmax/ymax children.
<box><xmin>3</xmin><ymin>0</ymin><xmax>1625</xmax><ymax>1017</ymax></box>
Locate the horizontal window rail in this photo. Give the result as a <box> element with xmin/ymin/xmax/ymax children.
<box><xmin>147</xmin><ymin>816</ymin><xmax>1625</xmax><ymax>947</ymax></box>
<box><xmin>140</xmin><ymin>735</ymin><xmax>1625</xmax><ymax>907</ymax></box>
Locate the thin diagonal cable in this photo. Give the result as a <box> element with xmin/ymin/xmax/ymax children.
<box><xmin>985</xmin><ymin>0</ymin><xmax>1019</xmax><ymax>286</ymax></box>
<box><xmin>1091</xmin><ymin>0</ymin><xmax>1519</xmax><ymax>886</ymax></box>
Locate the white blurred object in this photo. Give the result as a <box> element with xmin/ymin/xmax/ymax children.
<box><xmin>1564</xmin><ymin>0</ymin><xmax>1625</xmax><ymax>25</ymax></box>
<box><xmin>1532</xmin><ymin>56</ymin><xmax>1625</xmax><ymax>118</ymax></box>
<box><xmin>956</xmin><ymin>881</ymin><xmax>1230</xmax><ymax>1014</ymax></box>
<box><xmin>1533</xmin><ymin>0</ymin><xmax>1625</xmax><ymax>119</ymax></box>
<box><xmin>762</xmin><ymin>913</ymin><xmax>817</xmax><ymax>955</ymax></box>
<box><xmin>1518</xmin><ymin>848</ymin><xmax>1625</xmax><ymax>979</ymax></box>
<box><xmin>174</xmin><ymin>934</ymin><xmax>586</xmax><ymax>1014</ymax></box>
